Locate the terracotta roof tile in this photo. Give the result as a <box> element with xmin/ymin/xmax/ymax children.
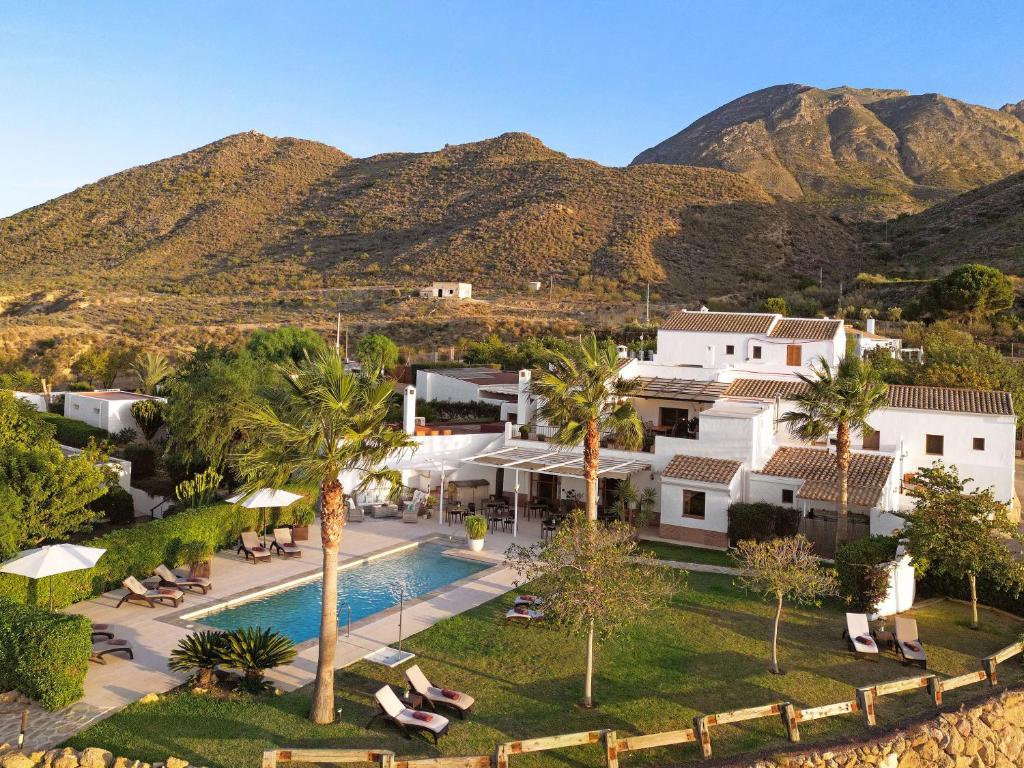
<box><xmin>724</xmin><ymin>378</ymin><xmax>811</xmax><ymax>400</ymax></box>
<box><xmin>661</xmin><ymin>311</ymin><xmax>776</xmax><ymax>334</ymax></box>
<box><xmin>796</xmin><ymin>480</ymin><xmax>885</xmax><ymax>507</ymax></box>
<box><xmin>758</xmin><ymin>447</ymin><xmax>893</xmax><ymax>491</ymax></box>
<box><xmin>768</xmin><ymin>318</ymin><xmax>843</xmax><ymax>340</ymax></box>
<box><xmin>887</xmin><ymin>385</ymin><xmax>1014</xmax><ymax>416</ymax></box>
<box><xmin>663</xmin><ymin>455</ymin><xmax>742</xmax><ymax>485</ymax></box>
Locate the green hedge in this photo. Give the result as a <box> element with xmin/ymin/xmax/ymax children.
<box><xmin>0</xmin><ymin>495</ymin><xmax>309</xmax><ymax>609</ymax></box>
<box><xmin>41</xmin><ymin>413</ymin><xmax>109</xmax><ymax>448</ymax></box>
<box><xmin>0</xmin><ymin>598</ymin><xmax>91</xmax><ymax>710</ymax></box>
<box><xmin>727</xmin><ymin>502</ymin><xmax>801</xmax><ymax>546</ymax></box>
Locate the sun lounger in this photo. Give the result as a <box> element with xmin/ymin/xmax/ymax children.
<box><xmin>270</xmin><ymin>528</ymin><xmax>302</xmax><ymax>558</ymax></box>
<box><xmin>843</xmin><ymin>612</ymin><xmax>879</xmax><ymax>660</ymax></box>
<box><xmin>895</xmin><ymin>616</ymin><xmax>927</xmax><ymax>668</ymax></box>
<box><xmin>505</xmin><ymin>605</ymin><xmax>544</xmax><ymax>622</ymax></box>
<box><xmin>405</xmin><ymin>664</ymin><xmax>475</xmax><ymax>719</ymax></box>
<box><xmin>90</xmin><ymin>623</ymin><xmax>114</xmax><ymax>641</ymax></box>
<box><xmin>368</xmin><ymin>685</ymin><xmax>450</xmax><ymax>743</ymax></box>
<box><xmin>513</xmin><ymin>594</ymin><xmax>544</xmax><ymax>608</ymax></box>
<box><xmin>90</xmin><ymin>637</ymin><xmax>134</xmax><ymax>664</ymax></box>
<box><xmin>237</xmin><ymin>531</ymin><xmax>272</xmax><ymax>564</ymax></box>
<box><xmin>154</xmin><ymin>563</ymin><xmax>213</xmax><ymax>594</ymax></box>
<box><xmin>116</xmin><ymin>576</ymin><xmax>184</xmax><ymax>608</ymax></box>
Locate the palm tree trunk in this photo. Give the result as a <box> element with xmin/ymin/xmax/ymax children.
<box><xmin>583</xmin><ymin>420</ymin><xmax>600</xmax><ymax>522</ymax></box>
<box><xmin>583</xmin><ymin>616</ymin><xmax>595</xmax><ymax>707</ymax></box>
<box><xmin>834</xmin><ymin>420</ymin><xmax>851</xmax><ymax>553</ymax></box>
<box><xmin>770</xmin><ymin>592</ymin><xmax>783</xmax><ymax>674</ymax></box>
<box><xmin>310</xmin><ymin>478</ymin><xmax>344</xmax><ymax>724</ymax></box>
<box><xmin>968</xmin><ymin>572</ymin><xmax>979</xmax><ymax>629</ymax></box>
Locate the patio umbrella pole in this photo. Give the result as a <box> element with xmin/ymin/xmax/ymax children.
<box><xmin>513</xmin><ymin>469</ymin><xmax>519</xmax><ymax>538</ymax></box>
<box><xmin>397</xmin><ymin>587</ymin><xmax>404</xmax><ymax>656</ymax></box>
<box><xmin>49</xmin><ymin>575</ymin><xmax>54</xmax><ymax>611</ymax></box>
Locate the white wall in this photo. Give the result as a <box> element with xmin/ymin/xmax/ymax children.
<box><xmin>659</xmin><ymin>474</ymin><xmax>740</xmax><ymax>541</ymax></box>
<box><xmin>653</xmin><ymin>402</ymin><xmax>776</xmax><ymax>468</ymax></box>
<box><xmin>415</xmin><ymin>370</ymin><xmax>480</xmax><ymax>403</ymax></box>
<box><xmin>653</xmin><ymin>328</ymin><xmax>841</xmax><ymax>376</ymax></box>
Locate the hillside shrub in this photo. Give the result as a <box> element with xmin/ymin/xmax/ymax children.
<box><xmin>0</xmin><ymin>598</ymin><xmax>91</xmax><ymax>710</ymax></box>
<box><xmin>727</xmin><ymin>502</ymin><xmax>801</xmax><ymax>546</ymax></box>
<box><xmin>123</xmin><ymin>443</ymin><xmax>156</xmax><ymax>478</ymax></box>
<box><xmin>834</xmin><ymin>535</ymin><xmax>899</xmax><ymax>612</ymax></box>
<box><xmin>90</xmin><ymin>485</ymin><xmax>136</xmax><ymax>525</ymax></box>
<box><xmin>0</xmin><ymin>493</ymin><xmax>307</xmax><ymax>609</ymax></box>
<box><xmin>41</xmin><ymin>413</ymin><xmax>109</xmax><ymax>448</ymax></box>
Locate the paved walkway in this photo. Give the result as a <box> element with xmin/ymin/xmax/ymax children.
<box><xmin>2</xmin><ymin>514</ymin><xmax>544</xmax><ymax>751</ymax></box>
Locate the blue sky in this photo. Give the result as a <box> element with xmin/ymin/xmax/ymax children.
<box><xmin>2</xmin><ymin>1</ymin><xmax>1022</xmax><ymax>216</ymax></box>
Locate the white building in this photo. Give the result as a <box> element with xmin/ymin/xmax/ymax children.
<box><xmin>847</xmin><ymin>318</ymin><xmax>902</xmax><ymax>359</ymax></box>
<box><xmin>419</xmin><ymin>281</ymin><xmax>472</xmax><ymax>299</ymax></box>
<box><xmin>414</xmin><ymin>367</ymin><xmax>520</xmax><ymax>419</ymax></box>
<box><xmin>391</xmin><ymin>309</ymin><xmax>1017</xmax><ymax>554</ymax></box>
<box><xmin>64</xmin><ymin>390</ymin><xmax>166</xmax><ymax>435</ymax></box>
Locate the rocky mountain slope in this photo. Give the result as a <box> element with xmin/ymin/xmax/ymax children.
<box><xmin>0</xmin><ymin>131</ymin><xmax>860</xmax><ymax>300</ymax></box>
<box><xmin>632</xmin><ymin>84</ymin><xmax>1024</xmax><ymax>220</ymax></box>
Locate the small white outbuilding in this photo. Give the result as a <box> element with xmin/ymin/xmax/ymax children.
<box><xmin>64</xmin><ymin>390</ymin><xmax>165</xmax><ymax>435</ymax></box>
<box><xmin>419</xmin><ymin>281</ymin><xmax>472</xmax><ymax>299</ymax></box>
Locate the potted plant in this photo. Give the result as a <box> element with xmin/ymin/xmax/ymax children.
<box><xmin>290</xmin><ymin>502</ymin><xmax>315</xmax><ymax>541</ymax></box>
<box><xmin>519</xmin><ymin>424</ymin><xmax>531</xmax><ymax>440</ymax></box>
<box><xmin>179</xmin><ymin>540</ymin><xmax>215</xmax><ymax>579</ymax></box>
<box><xmin>464</xmin><ymin>514</ymin><xmax>487</xmax><ymax>552</ymax></box>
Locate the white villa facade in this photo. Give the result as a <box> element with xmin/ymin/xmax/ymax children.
<box><xmin>63</xmin><ymin>390</ymin><xmax>166</xmax><ymax>435</ymax></box>
<box><xmin>419</xmin><ymin>281</ymin><xmax>473</xmax><ymax>299</ymax></box>
<box><xmin>382</xmin><ymin>309</ymin><xmax>1017</xmax><ymax>553</ymax></box>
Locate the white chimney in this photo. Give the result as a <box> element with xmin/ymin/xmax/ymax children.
<box><xmin>517</xmin><ymin>369</ymin><xmax>534</xmax><ymax>425</ymax></box>
<box><xmin>866</xmin><ymin>317</ymin><xmax>876</xmax><ymax>334</ymax></box>
<box><xmin>616</xmin><ymin>344</ymin><xmax>629</xmax><ymax>359</ymax></box>
<box><xmin>403</xmin><ymin>385</ymin><xmax>417</xmax><ymax>435</ymax></box>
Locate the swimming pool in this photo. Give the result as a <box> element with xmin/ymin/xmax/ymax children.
<box><xmin>198</xmin><ymin>541</ymin><xmax>491</xmax><ymax>643</ymax></box>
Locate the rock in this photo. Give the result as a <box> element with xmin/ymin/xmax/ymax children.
<box><xmin>165</xmin><ymin>759</ymin><xmax>189</xmax><ymax>768</ymax></box>
<box><xmin>0</xmin><ymin>753</ymin><xmax>39</xmax><ymax>768</ymax></box>
<box><xmin>137</xmin><ymin>694</ymin><xmax>160</xmax><ymax>705</ymax></box>
<box><xmin>878</xmin><ymin>753</ymin><xmax>897</xmax><ymax>768</ymax></box>
<box><xmin>79</xmin><ymin>749</ymin><xmax>112</xmax><ymax>768</ymax></box>
<box><xmin>52</xmin><ymin>754</ymin><xmax>80</xmax><ymax>768</ymax></box>
<box><xmin>896</xmin><ymin>750</ymin><xmax>920</xmax><ymax>768</ymax></box>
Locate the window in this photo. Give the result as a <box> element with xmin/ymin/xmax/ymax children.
<box><xmin>925</xmin><ymin>434</ymin><xmax>944</xmax><ymax>456</ymax></box>
<box><xmin>781</xmin><ymin>489</ymin><xmax>794</xmax><ymax>504</ymax></box>
<box><xmin>659</xmin><ymin>407</ymin><xmax>688</xmax><ymax>430</ymax></box>
<box><xmin>682</xmin><ymin>490</ymin><xmax>706</xmax><ymax>519</ymax></box>
<box><xmin>862</xmin><ymin>428</ymin><xmax>880</xmax><ymax>451</ymax></box>
<box><xmin>973</xmin><ymin>437</ymin><xmax>986</xmax><ymax>451</ymax></box>
<box><xmin>752</xmin><ymin>345</ymin><xmax>762</xmax><ymax>360</ymax></box>
<box><xmin>786</xmin><ymin>344</ymin><xmax>802</xmax><ymax>366</ymax></box>
<box><xmin>725</xmin><ymin>344</ymin><xmax>735</xmax><ymax>355</ymax></box>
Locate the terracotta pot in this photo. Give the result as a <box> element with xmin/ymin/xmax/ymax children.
<box><xmin>291</xmin><ymin>525</ymin><xmax>310</xmax><ymax>541</ymax></box>
<box><xmin>190</xmin><ymin>560</ymin><xmax>212</xmax><ymax>578</ymax></box>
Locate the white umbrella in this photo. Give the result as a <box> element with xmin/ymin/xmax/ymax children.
<box><xmin>1</xmin><ymin>543</ymin><xmax>106</xmax><ymax>610</ymax></box>
<box><xmin>387</xmin><ymin>454</ymin><xmax>450</xmax><ymax>525</ymax></box>
<box><xmin>226</xmin><ymin>488</ymin><xmax>304</xmax><ymax>545</ymax></box>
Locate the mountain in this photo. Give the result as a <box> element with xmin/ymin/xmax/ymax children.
<box><xmin>632</xmin><ymin>84</ymin><xmax>1024</xmax><ymax>220</ymax></box>
<box><xmin>0</xmin><ymin>131</ymin><xmax>860</xmax><ymax>300</ymax></box>
<box><xmin>883</xmin><ymin>169</ymin><xmax>1024</xmax><ymax>273</ymax></box>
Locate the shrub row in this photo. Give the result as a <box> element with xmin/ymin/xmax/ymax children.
<box><xmin>0</xmin><ymin>495</ymin><xmax>308</xmax><ymax>609</ymax></box>
<box><xmin>726</xmin><ymin>502</ymin><xmax>801</xmax><ymax>546</ymax></box>
<box><xmin>917</xmin><ymin>569</ymin><xmax>1024</xmax><ymax>617</ymax></box>
<box><xmin>41</xmin><ymin>413</ymin><xmax>109</xmax><ymax>448</ymax></box>
<box><xmin>0</xmin><ymin>598</ymin><xmax>92</xmax><ymax>710</ymax></box>
<box><xmin>834</xmin><ymin>535</ymin><xmax>900</xmax><ymax>612</ymax></box>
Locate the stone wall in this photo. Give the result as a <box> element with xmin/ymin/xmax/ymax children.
<box><xmin>0</xmin><ymin>745</ymin><xmax>204</xmax><ymax>768</ymax></box>
<box><xmin>735</xmin><ymin>688</ymin><xmax>1024</xmax><ymax>768</ymax></box>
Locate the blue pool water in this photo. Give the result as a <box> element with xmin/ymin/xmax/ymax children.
<box><xmin>200</xmin><ymin>542</ymin><xmax>490</xmax><ymax>643</ymax></box>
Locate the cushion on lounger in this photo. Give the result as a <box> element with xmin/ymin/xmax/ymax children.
<box><xmin>856</xmin><ymin>635</ymin><xmax>874</xmax><ymax>645</ymax></box>
<box><xmin>412</xmin><ymin>711</ymin><xmax>434</xmax><ymax>722</ymax></box>
<box><xmin>441</xmin><ymin>688</ymin><xmax>460</xmax><ymax>700</ymax></box>
<box><xmin>158</xmin><ymin>587</ymin><xmax>177</xmax><ymax>595</ymax></box>
<box><xmin>514</xmin><ymin>606</ymin><xmax>528</xmax><ymax>615</ymax></box>
<box><xmin>905</xmin><ymin>641</ymin><xmax>920</xmax><ymax>652</ymax></box>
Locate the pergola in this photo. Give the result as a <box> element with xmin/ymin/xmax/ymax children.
<box><xmin>463</xmin><ymin>445</ymin><xmax>652</xmax><ymax>535</ymax></box>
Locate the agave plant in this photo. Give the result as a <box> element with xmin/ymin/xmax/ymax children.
<box><xmin>168</xmin><ymin>630</ymin><xmax>226</xmax><ymax>689</ymax></box>
<box><xmin>220</xmin><ymin>627</ymin><xmax>297</xmax><ymax>692</ymax></box>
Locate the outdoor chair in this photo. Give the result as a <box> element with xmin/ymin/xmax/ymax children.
<box><xmin>270</xmin><ymin>528</ymin><xmax>302</xmax><ymax>558</ymax></box>
<box><xmin>514</xmin><ymin>594</ymin><xmax>544</xmax><ymax>608</ymax></box>
<box><xmin>90</xmin><ymin>636</ymin><xmax>134</xmax><ymax>664</ymax></box>
<box><xmin>843</xmin><ymin>612</ymin><xmax>879</xmax><ymax>660</ymax></box>
<box><xmin>405</xmin><ymin>664</ymin><xmax>475</xmax><ymax>719</ymax></box>
<box><xmin>505</xmin><ymin>605</ymin><xmax>544</xmax><ymax>623</ymax></box>
<box><xmin>403</xmin><ymin>501</ymin><xmax>421</xmax><ymax>524</ymax></box>
<box><xmin>895</xmin><ymin>616</ymin><xmax>928</xmax><ymax>668</ymax></box>
<box><xmin>154</xmin><ymin>562</ymin><xmax>213</xmax><ymax>593</ymax></box>
<box><xmin>346</xmin><ymin>497</ymin><xmax>365</xmax><ymax>523</ymax></box>
<box><xmin>90</xmin><ymin>623</ymin><xmax>114</xmax><ymax>641</ymax></box>
<box><xmin>237</xmin><ymin>531</ymin><xmax>272</xmax><ymax>564</ymax></box>
<box><xmin>368</xmin><ymin>685</ymin><xmax>450</xmax><ymax>743</ymax></box>
<box><xmin>116</xmin><ymin>576</ymin><xmax>184</xmax><ymax>608</ymax></box>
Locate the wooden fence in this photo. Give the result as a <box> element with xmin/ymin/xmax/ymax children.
<box><xmin>260</xmin><ymin>640</ymin><xmax>1024</xmax><ymax>767</ymax></box>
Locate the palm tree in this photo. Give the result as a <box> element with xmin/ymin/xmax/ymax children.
<box><xmin>530</xmin><ymin>335</ymin><xmax>645</xmax><ymax>521</ymax></box>
<box><xmin>131</xmin><ymin>350</ymin><xmax>173</xmax><ymax>394</ymax></box>
<box><xmin>779</xmin><ymin>355</ymin><xmax>888</xmax><ymax>551</ymax></box>
<box><xmin>168</xmin><ymin>630</ymin><xmax>226</xmax><ymax>689</ymax></box>
<box><xmin>235</xmin><ymin>349</ymin><xmax>414</xmax><ymax>722</ymax></box>
<box><xmin>219</xmin><ymin>627</ymin><xmax>297</xmax><ymax>692</ymax></box>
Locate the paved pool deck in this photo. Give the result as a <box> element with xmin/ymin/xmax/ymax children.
<box><xmin>4</xmin><ymin>514</ymin><xmax>543</xmax><ymax>751</ymax></box>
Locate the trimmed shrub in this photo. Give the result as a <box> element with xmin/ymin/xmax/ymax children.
<box><xmin>465</xmin><ymin>514</ymin><xmax>487</xmax><ymax>540</ymax></box>
<box><xmin>90</xmin><ymin>485</ymin><xmax>136</xmax><ymax>525</ymax></box>
<box><xmin>123</xmin><ymin>443</ymin><xmax>157</xmax><ymax>478</ymax></box>
<box><xmin>727</xmin><ymin>502</ymin><xmax>801</xmax><ymax>546</ymax></box>
<box><xmin>41</xmin><ymin>413</ymin><xmax>109</xmax><ymax>448</ymax></box>
<box><xmin>0</xmin><ymin>491</ymin><xmax>310</xmax><ymax>608</ymax></box>
<box><xmin>835</xmin><ymin>535</ymin><xmax>899</xmax><ymax>612</ymax></box>
<box><xmin>0</xmin><ymin>598</ymin><xmax>91</xmax><ymax>710</ymax></box>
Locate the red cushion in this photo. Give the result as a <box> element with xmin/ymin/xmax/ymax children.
<box><xmin>905</xmin><ymin>641</ymin><xmax>920</xmax><ymax>652</ymax></box>
<box><xmin>158</xmin><ymin>587</ymin><xmax>177</xmax><ymax>595</ymax></box>
<box><xmin>514</xmin><ymin>606</ymin><xmax>528</xmax><ymax>615</ymax></box>
<box><xmin>411</xmin><ymin>711</ymin><xmax>433</xmax><ymax>722</ymax></box>
<box><xmin>441</xmin><ymin>688</ymin><xmax>460</xmax><ymax>700</ymax></box>
<box><xmin>856</xmin><ymin>635</ymin><xmax>874</xmax><ymax>646</ymax></box>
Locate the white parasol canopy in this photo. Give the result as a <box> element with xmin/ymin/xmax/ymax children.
<box><xmin>226</xmin><ymin>488</ymin><xmax>304</xmax><ymax>508</ymax></box>
<box><xmin>1</xmin><ymin>543</ymin><xmax>107</xmax><ymax>609</ymax></box>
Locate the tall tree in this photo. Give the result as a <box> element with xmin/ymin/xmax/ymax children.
<box><xmin>356</xmin><ymin>333</ymin><xmax>399</xmax><ymax>379</ymax></box>
<box><xmin>235</xmin><ymin>349</ymin><xmax>413</xmax><ymax>723</ymax></box>
<box><xmin>246</xmin><ymin>327</ymin><xmax>328</xmax><ymax>365</ymax></box>
<box><xmin>130</xmin><ymin>350</ymin><xmax>173</xmax><ymax>394</ymax></box>
<box><xmin>897</xmin><ymin>463</ymin><xmax>1024</xmax><ymax>629</ymax></box>
<box><xmin>506</xmin><ymin>513</ymin><xmax>673</xmax><ymax>707</ymax></box>
<box><xmin>529</xmin><ymin>334</ymin><xmax>644</xmax><ymax>521</ymax></box>
<box><xmin>925</xmin><ymin>263</ymin><xmax>1014</xmax><ymax>322</ymax></box>
<box><xmin>733</xmin><ymin>535</ymin><xmax>838</xmax><ymax>674</ymax></box>
<box><xmin>779</xmin><ymin>355</ymin><xmax>888</xmax><ymax>550</ymax></box>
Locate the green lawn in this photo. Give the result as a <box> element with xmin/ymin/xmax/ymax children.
<box><xmin>637</xmin><ymin>540</ymin><xmax>736</xmax><ymax>568</ymax></box>
<box><xmin>68</xmin><ymin>573</ymin><xmax>1024</xmax><ymax>768</ymax></box>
